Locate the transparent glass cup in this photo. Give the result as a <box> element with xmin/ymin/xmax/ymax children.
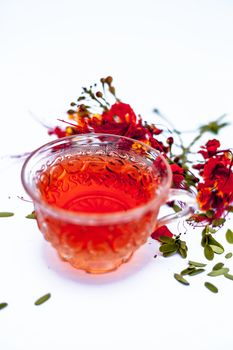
<box><xmin>21</xmin><ymin>134</ymin><xmax>196</xmax><ymax>273</ymax></box>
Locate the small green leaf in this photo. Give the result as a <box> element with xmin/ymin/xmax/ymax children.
<box><xmin>212</xmin><ymin>218</ymin><xmax>226</xmax><ymax>227</ymax></box>
<box><xmin>204</xmin><ymin>245</ymin><xmax>214</xmax><ymax>260</ymax></box>
<box><xmin>207</xmin><ymin>268</ymin><xmax>229</xmax><ymax>277</ymax></box>
<box><xmin>159</xmin><ymin>243</ymin><xmax>178</xmax><ymax>253</ymax></box>
<box><xmin>213</xmin><ymin>263</ymin><xmax>224</xmax><ymax>270</ymax></box>
<box><xmin>201</xmin><ymin>235</ymin><xmax>208</xmax><ymax>247</ymax></box>
<box><xmin>26</xmin><ymin>211</ymin><xmax>36</xmax><ymax>219</ymax></box>
<box><xmin>224</xmin><ymin>273</ymin><xmax>233</xmax><ymax>281</ymax></box>
<box><xmin>174</xmin><ymin>273</ymin><xmax>190</xmax><ymax>285</ymax></box>
<box><xmin>206</xmin><ymin>210</ymin><xmax>214</xmax><ymax>219</ymax></box>
<box><xmin>0</xmin><ymin>303</ymin><xmax>8</xmax><ymax>310</ymax></box>
<box><xmin>188</xmin><ymin>260</ymin><xmax>207</xmax><ymax>268</ymax></box>
<box><xmin>208</xmin><ymin>236</ymin><xmax>224</xmax><ymax>254</ymax></box>
<box><xmin>172</xmin><ymin>204</ymin><xmax>182</xmax><ymax>213</ymax></box>
<box><xmin>209</xmin><ymin>245</ymin><xmax>224</xmax><ymax>254</ymax></box>
<box><xmin>178</xmin><ymin>248</ymin><xmax>187</xmax><ymax>259</ymax></box>
<box><xmin>204</xmin><ymin>282</ymin><xmax>218</xmax><ymax>293</ymax></box>
<box><xmin>180</xmin><ymin>240</ymin><xmax>187</xmax><ymax>250</ymax></box>
<box><xmin>159</xmin><ymin>236</ymin><xmax>174</xmax><ymax>244</ymax></box>
<box><xmin>226</xmin><ymin>229</ymin><xmax>233</xmax><ymax>244</ymax></box>
<box><xmin>0</xmin><ymin>212</ymin><xmax>14</xmax><ymax>217</ymax></box>
<box><xmin>181</xmin><ymin>267</ymin><xmax>195</xmax><ymax>275</ymax></box>
<box><xmin>163</xmin><ymin>251</ymin><xmax>177</xmax><ymax>257</ymax></box>
<box><xmin>209</xmin><ymin>227</ymin><xmax>217</xmax><ymax>234</ymax></box>
<box><xmin>225</xmin><ymin>252</ymin><xmax>233</xmax><ymax>259</ymax></box>
<box><xmin>189</xmin><ymin>268</ymin><xmax>205</xmax><ymax>276</ymax></box>
<box><xmin>34</xmin><ymin>293</ymin><xmax>51</xmax><ymax>306</ymax></box>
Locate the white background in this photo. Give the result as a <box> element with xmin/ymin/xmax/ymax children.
<box><xmin>0</xmin><ymin>1</ymin><xmax>233</xmax><ymax>349</ymax></box>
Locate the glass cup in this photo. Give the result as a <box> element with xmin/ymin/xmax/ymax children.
<box><xmin>21</xmin><ymin>134</ymin><xmax>196</xmax><ymax>273</ymax></box>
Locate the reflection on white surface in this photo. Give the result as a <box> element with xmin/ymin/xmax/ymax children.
<box><xmin>42</xmin><ymin>239</ymin><xmax>158</xmax><ymax>285</ymax></box>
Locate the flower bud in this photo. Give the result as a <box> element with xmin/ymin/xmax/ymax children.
<box><xmin>96</xmin><ymin>91</ymin><xmax>103</xmax><ymax>98</ymax></box>
<box><xmin>106</xmin><ymin>76</ymin><xmax>113</xmax><ymax>84</ymax></box>
<box><xmin>167</xmin><ymin>137</ymin><xmax>174</xmax><ymax>145</ymax></box>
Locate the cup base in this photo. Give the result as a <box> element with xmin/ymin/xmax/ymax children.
<box><xmin>59</xmin><ymin>249</ymin><xmax>134</xmax><ymax>274</ymax></box>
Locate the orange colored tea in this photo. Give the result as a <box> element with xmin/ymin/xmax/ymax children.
<box><xmin>35</xmin><ymin>154</ymin><xmax>159</xmax><ymax>273</ymax></box>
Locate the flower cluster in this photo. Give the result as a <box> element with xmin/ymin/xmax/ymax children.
<box><xmin>191</xmin><ymin>139</ymin><xmax>233</xmax><ymax>225</ymax></box>
<box><xmin>49</xmin><ymin>76</ymin><xmax>233</xmax><ymax>259</ymax></box>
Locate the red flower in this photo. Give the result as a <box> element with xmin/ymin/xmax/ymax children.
<box><xmin>48</xmin><ymin>126</ymin><xmax>67</xmax><ymax>138</ymax></box>
<box><xmin>170</xmin><ymin>164</ymin><xmax>185</xmax><ymax>188</ymax></box>
<box><xmin>197</xmin><ymin>149</ymin><xmax>233</xmax><ymax>219</ymax></box>
<box><xmin>199</xmin><ymin>139</ymin><xmax>221</xmax><ymax>159</ymax></box>
<box><xmin>206</xmin><ymin>139</ymin><xmax>220</xmax><ymax>154</ymax></box>
<box><xmin>90</xmin><ymin>102</ymin><xmax>137</xmax><ymax>136</ymax></box>
<box><xmin>151</xmin><ymin>225</ymin><xmax>173</xmax><ymax>240</ymax></box>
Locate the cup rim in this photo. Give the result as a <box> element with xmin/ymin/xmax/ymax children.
<box><xmin>21</xmin><ymin>133</ymin><xmax>172</xmax><ymax>225</ymax></box>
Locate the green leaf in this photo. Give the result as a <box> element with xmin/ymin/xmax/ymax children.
<box><xmin>189</xmin><ymin>268</ymin><xmax>205</xmax><ymax>276</ymax></box>
<box><xmin>224</xmin><ymin>273</ymin><xmax>233</xmax><ymax>281</ymax></box>
<box><xmin>201</xmin><ymin>236</ymin><xmax>207</xmax><ymax>248</ymax></box>
<box><xmin>208</xmin><ymin>236</ymin><xmax>224</xmax><ymax>254</ymax></box>
<box><xmin>158</xmin><ymin>236</ymin><xmax>174</xmax><ymax>244</ymax></box>
<box><xmin>207</xmin><ymin>268</ymin><xmax>229</xmax><ymax>277</ymax></box>
<box><xmin>225</xmin><ymin>252</ymin><xmax>233</xmax><ymax>259</ymax></box>
<box><xmin>226</xmin><ymin>229</ymin><xmax>233</xmax><ymax>244</ymax></box>
<box><xmin>172</xmin><ymin>204</ymin><xmax>182</xmax><ymax>213</ymax></box>
<box><xmin>181</xmin><ymin>267</ymin><xmax>195</xmax><ymax>276</ymax></box>
<box><xmin>204</xmin><ymin>245</ymin><xmax>214</xmax><ymax>260</ymax></box>
<box><xmin>0</xmin><ymin>303</ymin><xmax>8</xmax><ymax>310</ymax></box>
<box><xmin>26</xmin><ymin>211</ymin><xmax>36</xmax><ymax>219</ymax></box>
<box><xmin>34</xmin><ymin>293</ymin><xmax>51</xmax><ymax>306</ymax></box>
<box><xmin>212</xmin><ymin>218</ymin><xmax>226</xmax><ymax>227</ymax></box>
<box><xmin>213</xmin><ymin>263</ymin><xmax>224</xmax><ymax>270</ymax></box>
<box><xmin>163</xmin><ymin>251</ymin><xmax>177</xmax><ymax>257</ymax></box>
<box><xmin>159</xmin><ymin>243</ymin><xmax>178</xmax><ymax>253</ymax></box>
<box><xmin>174</xmin><ymin>273</ymin><xmax>190</xmax><ymax>285</ymax></box>
<box><xmin>209</xmin><ymin>245</ymin><xmax>224</xmax><ymax>254</ymax></box>
<box><xmin>0</xmin><ymin>212</ymin><xmax>14</xmax><ymax>217</ymax></box>
<box><xmin>178</xmin><ymin>247</ymin><xmax>187</xmax><ymax>259</ymax></box>
<box><xmin>206</xmin><ymin>210</ymin><xmax>215</xmax><ymax>219</ymax></box>
<box><xmin>188</xmin><ymin>260</ymin><xmax>207</xmax><ymax>268</ymax></box>
<box><xmin>180</xmin><ymin>240</ymin><xmax>187</xmax><ymax>250</ymax></box>
<box><xmin>204</xmin><ymin>282</ymin><xmax>218</xmax><ymax>293</ymax></box>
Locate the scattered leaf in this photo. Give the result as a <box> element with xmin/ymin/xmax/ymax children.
<box><xmin>213</xmin><ymin>262</ymin><xmax>224</xmax><ymax>271</ymax></box>
<box><xmin>34</xmin><ymin>293</ymin><xmax>51</xmax><ymax>306</ymax></box>
<box><xmin>225</xmin><ymin>252</ymin><xmax>233</xmax><ymax>259</ymax></box>
<box><xmin>226</xmin><ymin>229</ymin><xmax>233</xmax><ymax>244</ymax></box>
<box><xmin>207</xmin><ymin>268</ymin><xmax>229</xmax><ymax>277</ymax></box>
<box><xmin>189</xmin><ymin>268</ymin><xmax>205</xmax><ymax>276</ymax></box>
<box><xmin>0</xmin><ymin>303</ymin><xmax>8</xmax><ymax>310</ymax></box>
<box><xmin>174</xmin><ymin>273</ymin><xmax>189</xmax><ymax>285</ymax></box>
<box><xmin>204</xmin><ymin>282</ymin><xmax>218</xmax><ymax>293</ymax></box>
<box><xmin>0</xmin><ymin>212</ymin><xmax>14</xmax><ymax>217</ymax></box>
<box><xmin>224</xmin><ymin>273</ymin><xmax>233</xmax><ymax>281</ymax></box>
<box><xmin>181</xmin><ymin>267</ymin><xmax>195</xmax><ymax>275</ymax></box>
<box><xmin>188</xmin><ymin>261</ymin><xmax>206</xmax><ymax>267</ymax></box>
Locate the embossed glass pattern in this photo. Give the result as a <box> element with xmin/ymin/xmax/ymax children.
<box><xmin>21</xmin><ymin>134</ymin><xmax>195</xmax><ymax>273</ymax></box>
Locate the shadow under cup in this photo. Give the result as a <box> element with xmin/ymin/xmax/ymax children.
<box><xmin>21</xmin><ymin>134</ymin><xmax>172</xmax><ymax>274</ymax></box>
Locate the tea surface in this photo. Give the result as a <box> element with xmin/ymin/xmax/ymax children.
<box><xmin>38</xmin><ymin>154</ymin><xmax>158</xmax><ymax>213</ymax></box>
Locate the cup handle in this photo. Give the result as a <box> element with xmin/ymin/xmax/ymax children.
<box><xmin>157</xmin><ymin>188</ymin><xmax>197</xmax><ymax>227</ymax></box>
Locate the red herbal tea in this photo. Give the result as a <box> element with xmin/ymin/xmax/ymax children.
<box><xmin>36</xmin><ymin>153</ymin><xmax>160</xmax><ymax>273</ymax></box>
<box><xmin>22</xmin><ymin>134</ymin><xmax>194</xmax><ymax>274</ymax></box>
